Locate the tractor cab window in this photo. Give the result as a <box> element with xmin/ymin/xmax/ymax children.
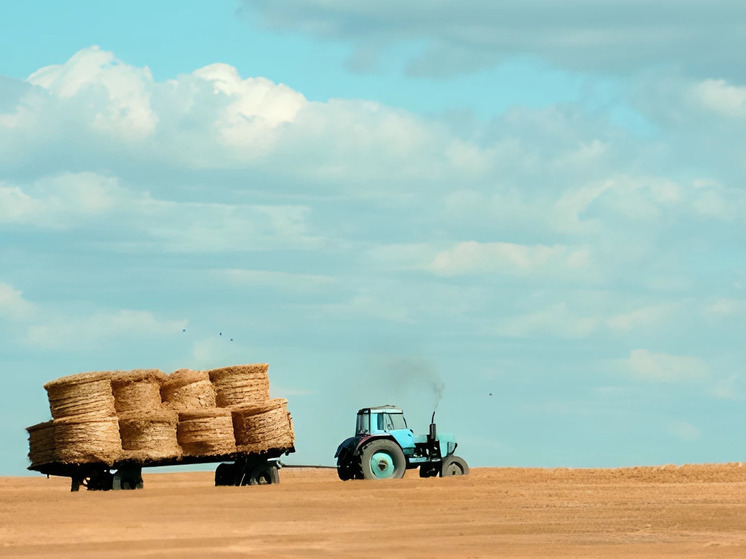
<box><xmin>382</xmin><ymin>413</ymin><xmax>407</xmax><ymax>431</ymax></box>
<box><xmin>390</xmin><ymin>413</ymin><xmax>407</xmax><ymax>430</ymax></box>
<box><xmin>356</xmin><ymin>412</ymin><xmax>370</xmax><ymax>435</ymax></box>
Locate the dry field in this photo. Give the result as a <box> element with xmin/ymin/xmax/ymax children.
<box><xmin>1</xmin><ymin>464</ymin><xmax>745</xmax><ymax>558</ymax></box>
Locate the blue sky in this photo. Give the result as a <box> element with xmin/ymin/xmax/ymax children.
<box><xmin>1</xmin><ymin>1</ymin><xmax>745</xmax><ymax>475</ymax></box>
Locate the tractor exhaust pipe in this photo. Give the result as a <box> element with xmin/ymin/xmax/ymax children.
<box><xmin>429</xmin><ymin>410</ymin><xmax>437</xmax><ymax>441</ymax></box>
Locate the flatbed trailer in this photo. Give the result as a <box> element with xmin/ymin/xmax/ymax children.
<box><xmin>29</xmin><ymin>446</ymin><xmax>295</xmax><ymax>491</ymax></box>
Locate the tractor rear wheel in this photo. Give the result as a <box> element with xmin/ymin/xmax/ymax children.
<box><xmin>440</xmin><ymin>455</ymin><xmax>469</xmax><ymax>477</ymax></box>
<box><xmin>359</xmin><ymin>439</ymin><xmax>406</xmax><ymax>480</ymax></box>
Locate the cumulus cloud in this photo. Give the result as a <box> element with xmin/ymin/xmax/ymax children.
<box><xmin>241</xmin><ymin>0</ymin><xmax>746</xmax><ymax>77</ymax></box>
<box><xmin>620</xmin><ymin>349</ymin><xmax>710</xmax><ymax>383</ymax></box>
<box><xmin>430</xmin><ymin>241</ymin><xmax>591</xmax><ymax>278</ymax></box>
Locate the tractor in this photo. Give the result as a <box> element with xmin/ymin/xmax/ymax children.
<box><xmin>334</xmin><ymin>405</ymin><xmax>469</xmax><ymax>480</ymax></box>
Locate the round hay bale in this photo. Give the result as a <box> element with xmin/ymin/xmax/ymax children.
<box><xmin>111</xmin><ymin>369</ymin><xmax>167</xmax><ymax>413</ymax></box>
<box><xmin>53</xmin><ymin>415</ymin><xmax>122</xmax><ymax>465</ymax></box>
<box><xmin>118</xmin><ymin>410</ymin><xmax>181</xmax><ymax>462</ymax></box>
<box><xmin>44</xmin><ymin>371</ymin><xmax>116</xmax><ymax>420</ymax></box>
<box><xmin>208</xmin><ymin>364</ymin><xmax>270</xmax><ymax>408</ymax></box>
<box><xmin>231</xmin><ymin>398</ymin><xmax>294</xmax><ymax>453</ymax></box>
<box><xmin>26</xmin><ymin>421</ymin><xmax>56</xmax><ymax>467</ymax></box>
<box><xmin>161</xmin><ymin>369</ymin><xmax>216</xmax><ymax>411</ymax></box>
<box><xmin>177</xmin><ymin>408</ymin><xmax>236</xmax><ymax>456</ymax></box>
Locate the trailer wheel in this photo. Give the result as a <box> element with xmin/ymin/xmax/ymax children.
<box><xmin>215</xmin><ymin>463</ymin><xmax>238</xmax><ymax>486</ymax></box>
<box><xmin>246</xmin><ymin>463</ymin><xmax>279</xmax><ymax>485</ymax></box>
<box><xmin>359</xmin><ymin>439</ymin><xmax>406</xmax><ymax>480</ymax></box>
<box><xmin>440</xmin><ymin>455</ymin><xmax>469</xmax><ymax>477</ymax></box>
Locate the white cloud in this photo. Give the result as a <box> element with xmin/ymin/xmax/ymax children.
<box><xmin>24</xmin><ymin>309</ymin><xmax>187</xmax><ymax>350</ymax></box>
<box><xmin>0</xmin><ymin>282</ymin><xmax>37</xmax><ymax>322</ymax></box>
<box><xmin>621</xmin><ymin>349</ymin><xmax>710</xmax><ymax>383</ymax></box>
<box><xmin>28</xmin><ymin>46</ymin><xmax>157</xmax><ymax>140</ymax></box>
<box><xmin>493</xmin><ymin>302</ymin><xmax>598</xmax><ymax>339</ymax></box>
<box><xmin>0</xmin><ymin>172</ymin><xmax>319</xmax><ymax>252</ymax></box>
<box><xmin>429</xmin><ymin>241</ymin><xmax>592</xmax><ymax>278</ymax></box>
<box><xmin>691</xmin><ymin>79</ymin><xmax>746</xmax><ymax>118</ymax></box>
<box><xmin>703</xmin><ymin>298</ymin><xmax>746</xmax><ymax>318</ymax></box>
<box><xmin>607</xmin><ymin>302</ymin><xmax>681</xmax><ymax>334</ymax></box>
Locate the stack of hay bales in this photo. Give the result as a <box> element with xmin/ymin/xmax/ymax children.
<box><xmin>231</xmin><ymin>398</ymin><xmax>294</xmax><ymax>454</ymax></box>
<box><xmin>113</xmin><ymin>369</ymin><xmax>181</xmax><ymax>462</ymax></box>
<box><xmin>177</xmin><ymin>409</ymin><xmax>236</xmax><ymax>456</ymax></box>
<box><xmin>209</xmin><ymin>364</ymin><xmax>270</xmax><ymax>407</ymax></box>
<box><xmin>26</xmin><ymin>421</ymin><xmax>56</xmax><ymax>467</ymax></box>
<box><xmin>42</xmin><ymin>371</ymin><xmax>122</xmax><ymax>465</ymax></box>
<box><xmin>161</xmin><ymin>369</ymin><xmax>216</xmax><ymax>411</ymax></box>
<box><xmin>27</xmin><ymin>362</ymin><xmax>294</xmax><ymax>468</ymax></box>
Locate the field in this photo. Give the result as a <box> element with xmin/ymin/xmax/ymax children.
<box><xmin>1</xmin><ymin>464</ymin><xmax>745</xmax><ymax>558</ymax></box>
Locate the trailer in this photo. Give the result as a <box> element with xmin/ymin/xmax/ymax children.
<box><xmin>29</xmin><ymin>445</ymin><xmax>294</xmax><ymax>492</ymax></box>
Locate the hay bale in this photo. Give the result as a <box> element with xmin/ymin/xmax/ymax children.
<box><xmin>177</xmin><ymin>409</ymin><xmax>236</xmax><ymax>457</ymax></box>
<box><xmin>161</xmin><ymin>369</ymin><xmax>216</xmax><ymax>411</ymax></box>
<box><xmin>53</xmin><ymin>415</ymin><xmax>122</xmax><ymax>465</ymax></box>
<box><xmin>118</xmin><ymin>410</ymin><xmax>181</xmax><ymax>462</ymax></box>
<box><xmin>111</xmin><ymin>369</ymin><xmax>167</xmax><ymax>413</ymax></box>
<box><xmin>44</xmin><ymin>371</ymin><xmax>116</xmax><ymax>419</ymax></box>
<box><xmin>26</xmin><ymin>421</ymin><xmax>56</xmax><ymax>467</ymax></box>
<box><xmin>208</xmin><ymin>364</ymin><xmax>270</xmax><ymax>408</ymax></box>
<box><xmin>231</xmin><ymin>398</ymin><xmax>294</xmax><ymax>454</ymax></box>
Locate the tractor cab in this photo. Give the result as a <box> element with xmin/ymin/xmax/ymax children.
<box><xmin>355</xmin><ymin>406</ymin><xmax>415</xmax><ymax>454</ymax></box>
<box><xmin>355</xmin><ymin>405</ymin><xmax>408</xmax><ymax>435</ymax></box>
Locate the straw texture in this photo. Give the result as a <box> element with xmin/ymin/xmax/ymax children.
<box><xmin>112</xmin><ymin>369</ymin><xmax>167</xmax><ymax>413</ymax></box>
<box><xmin>118</xmin><ymin>410</ymin><xmax>181</xmax><ymax>462</ymax></box>
<box><xmin>208</xmin><ymin>364</ymin><xmax>270</xmax><ymax>408</ymax></box>
<box><xmin>53</xmin><ymin>415</ymin><xmax>122</xmax><ymax>464</ymax></box>
<box><xmin>26</xmin><ymin>421</ymin><xmax>56</xmax><ymax>467</ymax></box>
<box><xmin>44</xmin><ymin>371</ymin><xmax>116</xmax><ymax>419</ymax></box>
<box><xmin>177</xmin><ymin>409</ymin><xmax>236</xmax><ymax>456</ymax></box>
<box><xmin>231</xmin><ymin>398</ymin><xmax>294</xmax><ymax>454</ymax></box>
<box><xmin>161</xmin><ymin>369</ymin><xmax>216</xmax><ymax>411</ymax></box>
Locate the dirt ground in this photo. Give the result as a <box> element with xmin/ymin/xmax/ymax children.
<box><xmin>1</xmin><ymin>463</ymin><xmax>745</xmax><ymax>558</ymax></box>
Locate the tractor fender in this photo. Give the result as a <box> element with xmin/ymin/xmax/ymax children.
<box><xmin>353</xmin><ymin>434</ymin><xmax>400</xmax><ymax>456</ymax></box>
<box><xmin>334</xmin><ymin>437</ymin><xmax>357</xmax><ymax>459</ymax></box>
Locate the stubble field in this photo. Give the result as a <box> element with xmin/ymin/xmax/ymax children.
<box><xmin>1</xmin><ymin>463</ymin><xmax>745</xmax><ymax>558</ymax></box>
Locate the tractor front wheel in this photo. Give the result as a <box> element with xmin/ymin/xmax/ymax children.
<box><xmin>359</xmin><ymin>439</ymin><xmax>406</xmax><ymax>480</ymax></box>
<box><xmin>441</xmin><ymin>455</ymin><xmax>469</xmax><ymax>477</ymax></box>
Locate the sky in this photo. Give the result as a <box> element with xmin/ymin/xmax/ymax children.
<box><xmin>1</xmin><ymin>1</ymin><xmax>745</xmax><ymax>475</ymax></box>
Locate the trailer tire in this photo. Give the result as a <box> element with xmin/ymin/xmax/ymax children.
<box><xmin>440</xmin><ymin>455</ymin><xmax>469</xmax><ymax>477</ymax></box>
<box><xmin>359</xmin><ymin>439</ymin><xmax>406</xmax><ymax>480</ymax></box>
<box><xmin>247</xmin><ymin>463</ymin><xmax>279</xmax><ymax>485</ymax></box>
<box><xmin>215</xmin><ymin>463</ymin><xmax>238</xmax><ymax>486</ymax></box>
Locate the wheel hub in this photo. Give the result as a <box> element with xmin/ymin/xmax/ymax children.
<box><xmin>370</xmin><ymin>451</ymin><xmax>395</xmax><ymax>478</ymax></box>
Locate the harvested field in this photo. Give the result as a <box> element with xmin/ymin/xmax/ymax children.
<box><xmin>2</xmin><ymin>464</ymin><xmax>745</xmax><ymax>558</ymax></box>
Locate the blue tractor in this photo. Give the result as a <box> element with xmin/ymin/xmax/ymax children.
<box><xmin>334</xmin><ymin>405</ymin><xmax>469</xmax><ymax>480</ymax></box>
